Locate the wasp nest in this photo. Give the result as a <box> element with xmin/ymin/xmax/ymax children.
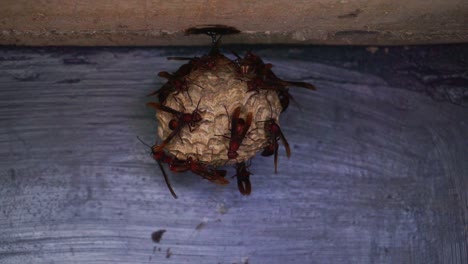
<box><xmin>148</xmin><ymin>45</ymin><xmax>315</xmax><ymax>198</ymax></box>
<box><xmin>156</xmin><ymin>54</ymin><xmax>281</xmax><ymax>166</ymax></box>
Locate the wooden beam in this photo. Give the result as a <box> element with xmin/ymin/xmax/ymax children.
<box><xmin>1</xmin><ymin>0</ymin><xmax>467</xmax><ymax>46</ymax></box>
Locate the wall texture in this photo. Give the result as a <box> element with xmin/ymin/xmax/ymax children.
<box><xmin>0</xmin><ymin>45</ymin><xmax>467</xmax><ymax>263</ymax></box>
<box><xmin>1</xmin><ymin>0</ymin><xmax>467</xmax><ymax>46</ymax></box>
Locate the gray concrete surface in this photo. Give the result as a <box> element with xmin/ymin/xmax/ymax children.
<box><xmin>0</xmin><ymin>45</ymin><xmax>467</xmax><ymax>263</ymax></box>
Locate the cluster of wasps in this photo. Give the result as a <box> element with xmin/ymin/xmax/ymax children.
<box><xmin>145</xmin><ymin>26</ymin><xmax>316</xmax><ymax>198</ymax></box>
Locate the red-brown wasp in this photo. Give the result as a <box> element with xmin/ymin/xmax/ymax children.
<box><xmin>147</xmin><ymin>99</ymin><xmax>203</xmax><ymax>152</ymax></box>
<box><xmin>225</xmin><ymin>106</ymin><xmax>253</xmax><ymax>160</ymax></box>
<box><xmin>234</xmin><ymin>51</ymin><xmax>316</xmax><ymax>112</ymax></box>
<box><xmin>260</xmin><ymin>119</ymin><xmax>291</xmax><ymax>173</ymax></box>
<box><xmin>169</xmin><ymin>157</ymin><xmax>229</xmax><ymax>185</ymax></box>
<box><xmin>147</xmin><ymin>57</ymin><xmax>197</xmax><ymax>103</ymax></box>
<box><xmin>234</xmin><ymin>161</ymin><xmax>252</xmax><ymax>195</ymax></box>
<box><xmin>232</xmin><ymin>51</ymin><xmax>272</xmax><ymax>77</ymax></box>
<box><xmin>148</xmin><ymin>70</ymin><xmax>200</xmax><ymax>104</ymax></box>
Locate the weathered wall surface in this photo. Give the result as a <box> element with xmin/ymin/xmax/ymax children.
<box><xmin>0</xmin><ymin>46</ymin><xmax>467</xmax><ymax>263</ymax></box>
<box><xmin>1</xmin><ymin>0</ymin><xmax>467</xmax><ymax>46</ymax></box>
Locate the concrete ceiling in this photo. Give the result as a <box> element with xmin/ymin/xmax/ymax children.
<box><xmin>1</xmin><ymin>0</ymin><xmax>467</xmax><ymax>46</ymax></box>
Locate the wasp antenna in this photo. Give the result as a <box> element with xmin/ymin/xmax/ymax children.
<box><xmin>136</xmin><ymin>136</ymin><xmax>153</xmax><ymax>149</ymax></box>
<box><xmin>195</xmin><ymin>96</ymin><xmax>203</xmax><ymax>109</ymax></box>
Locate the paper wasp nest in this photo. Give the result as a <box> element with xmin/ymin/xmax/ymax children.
<box><xmin>156</xmin><ymin>54</ymin><xmax>282</xmax><ymax>166</ymax></box>
<box><xmin>148</xmin><ymin>31</ymin><xmax>315</xmax><ymax>197</ymax></box>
